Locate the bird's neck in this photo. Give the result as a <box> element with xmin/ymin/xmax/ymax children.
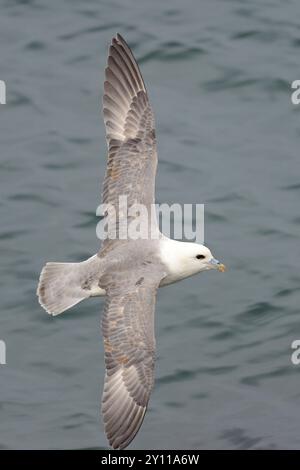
<box><xmin>159</xmin><ymin>238</ymin><xmax>195</xmax><ymax>286</ymax></box>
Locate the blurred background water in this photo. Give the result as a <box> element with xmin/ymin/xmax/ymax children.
<box><xmin>0</xmin><ymin>0</ymin><xmax>300</xmax><ymax>450</ymax></box>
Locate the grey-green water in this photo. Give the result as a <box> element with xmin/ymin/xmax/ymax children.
<box><xmin>1</xmin><ymin>0</ymin><xmax>300</xmax><ymax>449</ymax></box>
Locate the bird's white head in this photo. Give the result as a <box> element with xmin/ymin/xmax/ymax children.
<box><xmin>160</xmin><ymin>239</ymin><xmax>226</xmax><ymax>285</ymax></box>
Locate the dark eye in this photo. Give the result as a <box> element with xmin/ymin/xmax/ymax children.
<box><xmin>196</xmin><ymin>254</ymin><xmax>205</xmax><ymax>260</ymax></box>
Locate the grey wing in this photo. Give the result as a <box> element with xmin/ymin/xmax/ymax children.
<box><xmin>101</xmin><ymin>34</ymin><xmax>158</xmax><ymax>253</ymax></box>
<box><xmin>100</xmin><ymin>266</ymin><xmax>165</xmax><ymax>450</ymax></box>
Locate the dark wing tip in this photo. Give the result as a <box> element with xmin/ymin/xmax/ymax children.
<box><xmin>102</xmin><ymin>368</ymin><xmax>149</xmax><ymax>450</ymax></box>
<box><xmin>116</xmin><ymin>32</ymin><xmax>126</xmax><ymax>44</ymax></box>
<box><xmin>110</xmin><ymin>33</ymin><xmax>130</xmax><ymax>53</ymax></box>
<box><xmin>103</xmin><ymin>33</ymin><xmax>148</xmax><ymax>145</ymax></box>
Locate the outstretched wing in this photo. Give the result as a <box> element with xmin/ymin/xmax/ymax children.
<box><xmin>100</xmin><ymin>265</ymin><xmax>165</xmax><ymax>450</ymax></box>
<box><xmin>100</xmin><ymin>34</ymin><xmax>158</xmax><ymax>253</ymax></box>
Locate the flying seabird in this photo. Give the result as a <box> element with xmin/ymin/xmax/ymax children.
<box><xmin>37</xmin><ymin>34</ymin><xmax>226</xmax><ymax>450</ymax></box>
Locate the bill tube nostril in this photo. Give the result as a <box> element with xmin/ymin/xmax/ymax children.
<box><xmin>217</xmin><ymin>263</ymin><xmax>226</xmax><ymax>272</ymax></box>
<box><xmin>209</xmin><ymin>258</ymin><xmax>226</xmax><ymax>272</ymax></box>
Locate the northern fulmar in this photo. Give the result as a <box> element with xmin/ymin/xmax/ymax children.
<box><xmin>37</xmin><ymin>34</ymin><xmax>226</xmax><ymax>450</ymax></box>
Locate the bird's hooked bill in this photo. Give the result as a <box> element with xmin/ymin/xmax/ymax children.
<box><xmin>210</xmin><ymin>258</ymin><xmax>226</xmax><ymax>272</ymax></box>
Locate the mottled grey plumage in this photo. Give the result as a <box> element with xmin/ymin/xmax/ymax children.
<box><xmin>100</xmin><ymin>248</ymin><xmax>165</xmax><ymax>449</ymax></box>
<box><xmin>101</xmin><ymin>34</ymin><xmax>158</xmax><ymax>255</ymax></box>
<box><xmin>99</xmin><ymin>34</ymin><xmax>165</xmax><ymax>449</ymax></box>
<box><xmin>37</xmin><ymin>255</ymin><xmax>102</xmax><ymax>315</ymax></box>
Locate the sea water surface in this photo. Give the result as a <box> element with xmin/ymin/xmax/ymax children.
<box><xmin>0</xmin><ymin>0</ymin><xmax>300</xmax><ymax>449</ymax></box>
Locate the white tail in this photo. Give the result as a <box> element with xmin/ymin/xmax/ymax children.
<box><xmin>37</xmin><ymin>255</ymin><xmax>104</xmax><ymax>316</ymax></box>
